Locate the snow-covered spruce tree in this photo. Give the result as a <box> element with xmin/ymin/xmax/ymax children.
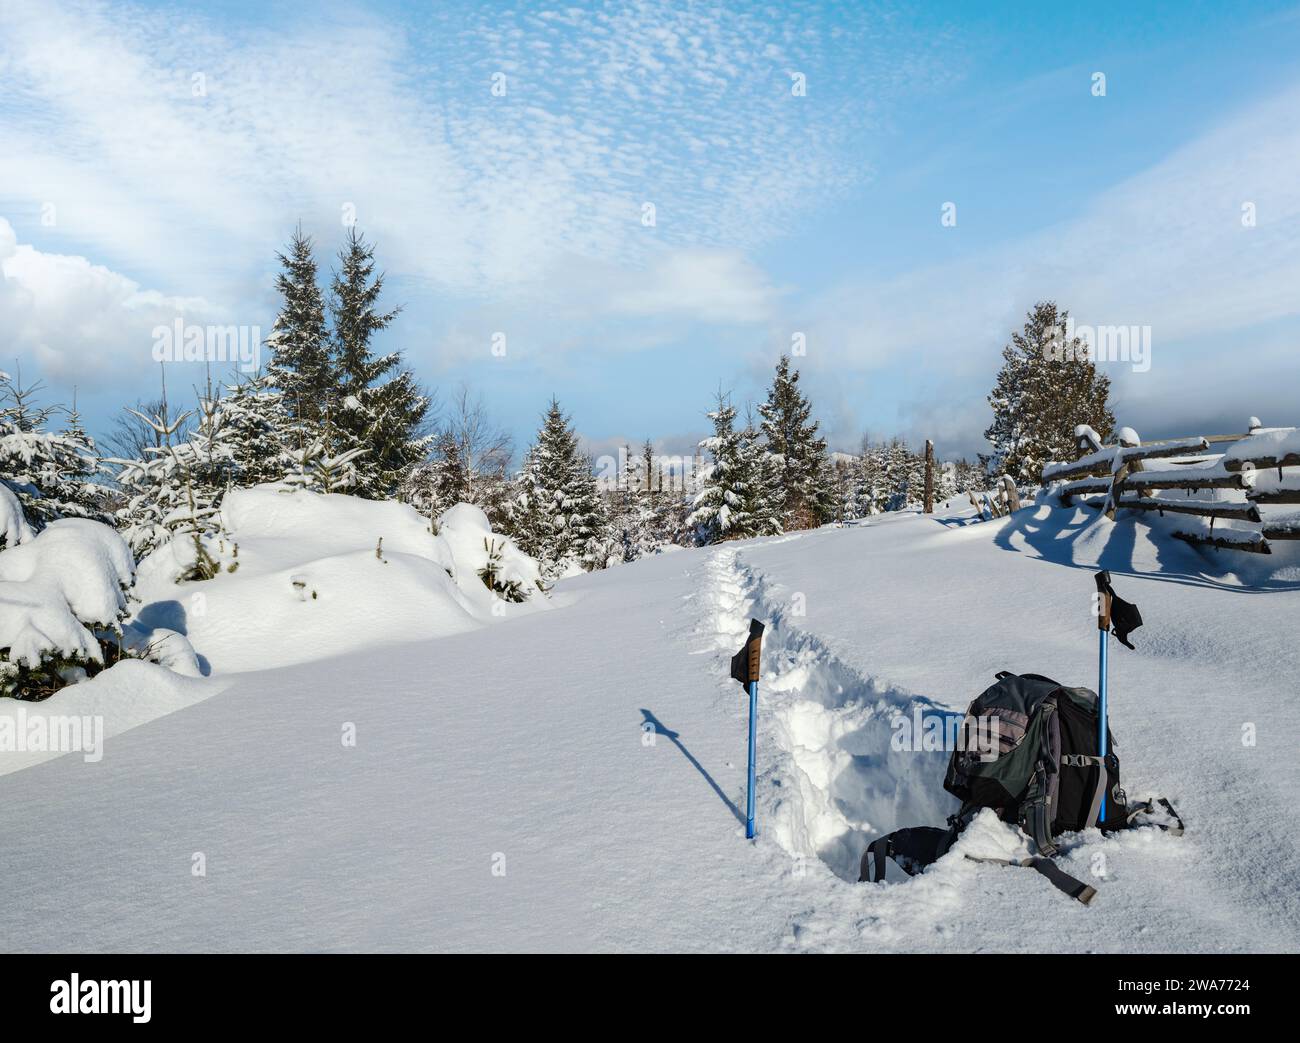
<box><xmin>688</xmin><ymin>395</ymin><xmax>781</xmax><ymax>544</ymax></box>
<box><xmin>606</xmin><ymin>443</ymin><xmax>660</xmax><ymax>562</ymax></box>
<box><xmin>265</xmin><ymin>225</ymin><xmax>332</xmax><ymax>440</ymax></box>
<box><xmin>758</xmin><ymin>355</ymin><xmax>833</xmax><ymax>529</ymax></box>
<box><xmin>329</xmin><ymin>228</ymin><xmax>432</xmax><ymax>498</ymax></box>
<box><xmin>936</xmin><ymin>460</ymin><xmax>960</xmax><ymax>503</ymax></box>
<box><xmin>0</xmin><ymin>373</ymin><xmax>109</xmax><ymax>529</ymax></box>
<box><xmin>981</xmin><ymin>301</ymin><xmax>1115</xmax><ymax>484</ymax></box>
<box><xmin>281</xmin><ymin>439</ymin><xmax>367</xmax><ymax>495</ymax></box>
<box><xmin>220</xmin><ymin>373</ymin><xmax>294</xmax><ymax>487</ymax></box>
<box><xmin>177</xmin><ymin>391</ymin><xmax>239</xmax><ymax>576</ymax></box>
<box><xmin>507</xmin><ymin>399</ymin><xmax>610</xmax><ymax>575</ymax></box>
<box><xmin>404</xmin><ymin>429</ymin><xmax>468</xmax><ymax>526</ymax></box>
<box><xmin>953</xmin><ymin>458</ymin><xmax>985</xmax><ymax>493</ymax></box>
<box><xmin>477</xmin><ymin>538</ymin><xmax>529</xmax><ymax>603</ymax></box>
<box><xmin>905</xmin><ymin>442</ymin><xmax>930</xmax><ymax>507</ymax></box>
<box><xmin>851</xmin><ymin>439</ymin><xmax>886</xmax><ymax>516</ymax></box>
<box><xmin>876</xmin><ymin>437</ymin><xmax>910</xmax><ymax>511</ymax></box>
<box><xmin>60</xmin><ymin>398</ymin><xmax>112</xmax><ymax>518</ymax></box>
<box><xmin>110</xmin><ymin>407</ymin><xmax>190</xmax><ymax>558</ymax></box>
<box><xmin>625</xmin><ymin>439</ymin><xmax>694</xmax><ymax>551</ymax></box>
<box><xmin>832</xmin><ymin>457</ymin><xmax>859</xmax><ymax>522</ymax></box>
<box><xmin>110</xmin><ymin>396</ymin><xmax>238</xmax><ymax>580</ymax></box>
<box><xmin>747</xmin><ymin>417</ymin><xmax>785</xmax><ymax>537</ymax></box>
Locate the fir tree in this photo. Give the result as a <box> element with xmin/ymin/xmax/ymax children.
<box><xmin>221</xmin><ymin>373</ymin><xmax>293</xmax><ymax>487</ymax></box>
<box><xmin>688</xmin><ymin>394</ymin><xmax>781</xmax><ymax>543</ymax></box>
<box><xmin>639</xmin><ymin>439</ymin><xmax>656</xmax><ymax>493</ymax></box>
<box><xmin>282</xmin><ymin>440</ymin><xmax>367</xmax><ymax>496</ymax></box>
<box><xmin>758</xmin><ymin>355</ymin><xmax>832</xmax><ymax>529</ymax></box>
<box><xmin>0</xmin><ymin>373</ymin><xmax>109</xmax><ymax>528</ymax></box>
<box><xmin>952</xmin><ymin>458</ymin><xmax>984</xmax><ymax>494</ymax></box>
<box><xmin>508</xmin><ymin>399</ymin><xmax>610</xmax><ymax>574</ymax></box>
<box><xmin>110</xmin><ymin>396</ymin><xmax>238</xmax><ymax>578</ymax></box>
<box><xmin>406</xmin><ymin>429</ymin><xmax>468</xmax><ymax>524</ymax></box>
<box><xmin>981</xmin><ymin>301</ymin><xmax>1115</xmax><ymax>484</ymax></box>
<box><xmin>832</xmin><ymin>457</ymin><xmax>858</xmax><ymax>523</ymax></box>
<box><xmin>606</xmin><ymin>443</ymin><xmax>642</xmax><ymax>562</ymax></box>
<box><xmin>265</xmin><ymin>225</ymin><xmax>332</xmax><ymax>437</ymax></box>
<box><xmin>877</xmin><ymin>438</ymin><xmax>933</xmax><ymax>510</ymax></box>
<box><xmin>328</xmin><ymin>228</ymin><xmax>432</xmax><ymax>498</ymax></box>
<box><xmin>854</xmin><ymin>438</ymin><xmax>888</xmax><ymax>516</ymax></box>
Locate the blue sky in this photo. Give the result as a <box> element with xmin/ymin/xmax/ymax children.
<box><xmin>2</xmin><ymin>0</ymin><xmax>1299</xmax><ymax>463</ymax></box>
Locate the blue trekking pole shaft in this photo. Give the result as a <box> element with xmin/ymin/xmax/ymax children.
<box><xmin>1098</xmin><ymin>623</ymin><xmax>1109</xmax><ymax>820</ymax></box>
<box><xmin>730</xmin><ymin>619</ymin><xmax>764</xmax><ymax>841</ymax></box>
<box><xmin>1095</xmin><ymin>572</ymin><xmax>1112</xmax><ymax>822</ymax></box>
<box><xmin>746</xmin><ymin>680</ymin><xmax>758</xmax><ymax>839</ymax></box>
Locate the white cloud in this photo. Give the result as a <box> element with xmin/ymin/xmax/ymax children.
<box><xmin>594</xmin><ymin>249</ymin><xmax>780</xmax><ymax>324</ymax></box>
<box><xmin>0</xmin><ymin>218</ymin><xmax>210</xmax><ymax>386</ymax></box>
<box><xmin>0</xmin><ymin>0</ymin><xmax>939</xmax><ymax>299</ymax></box>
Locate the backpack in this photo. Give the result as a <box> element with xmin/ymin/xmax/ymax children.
<box><xmin>859</xmin><ymin>671</ymin><xmax>1182</xmax><ymax>903</ymax></box>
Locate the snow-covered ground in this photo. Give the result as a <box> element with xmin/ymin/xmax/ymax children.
<box><xmin>2</xmin><ymin>495</ymin><xmax>1298</xmax><ymax>952</ymax></box>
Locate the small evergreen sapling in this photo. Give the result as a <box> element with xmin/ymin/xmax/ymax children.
<box><xmin>477</xmin><ymin>538</ymin><xmax>528</xmax><ymax>603</ymax></box>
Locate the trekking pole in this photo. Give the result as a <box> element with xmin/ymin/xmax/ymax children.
<box><xmin>746</xmin><ymin>676</ymin><xmax>758</xmax><ymax>839</ymax></box>
<box><xmin>1094</xmin><ymin>571</ymin><xmax>1112</xmax><ymax>822</ymax></box>
<box><xmin>730</xmin><ymin>620</ymin><xmax>765</xmax><ymax>839</ymax></box>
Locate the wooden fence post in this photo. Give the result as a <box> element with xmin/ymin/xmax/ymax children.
<box><xmin>1000</xmin><ymin>475</ymin><xmax>1021</xmax><ymax>513</ymax></box>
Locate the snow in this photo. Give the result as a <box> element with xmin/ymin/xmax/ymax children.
<box><xmin>119</xmin><ymin>624</ymin><xmax>203</xmax><ymax>678</ymax></box>
<box><xmin>0</xmin><ymin>518</ymin><xmax>134</xmax><ymax>675</ymax></box>
<box><xmin>1041</xmin><ymin>436</ymin><xmax>1209</xmax><ymax>482</ymax></box>
<box><xmin>1</xmin><ymin>494</ymin><xmax>1298</xmax><ymax>951</ymax></box>
<box><xmin>128</xmin><ymin>487</ymin><xmax>548</xmax><ymax>675</ymax></box>
<box><xmin>0</xmin><ymin>482</ymin><xmax>32</xmax><ymax>547</ymax></box>
<box><xmin>0</xmin><ymin>578</ymin><xmax>102</xmax><ymax>669</ymax></box>
<box><xmin>435</xmin><ymin>502</ymin><xmax>544</xmax><ymax>608</ymax></box>
<box><xmin>0</xmin><ymin>518</ymin><xmax>133</xmax><ymax>627</ymax></box>
<box><xmin>0</xmin><ymin>660</ymin><xmax>224</xmax><ymax>775</ymax></box>
<box><xmin>1074</xmin><ymin>424</ymin><xmax>1102</xmax><ymax>452</ymax></box>
<box><xmin>1224</xmin><ymin>426</ymin><xmax>1300</xmax><ymax>468</ymax></box>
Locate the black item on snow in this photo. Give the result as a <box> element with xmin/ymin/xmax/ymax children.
<box><xmin>1095</xmin><ymin>570</ymin><xmax>1143</xmax><ymax>649</ymax></box>
<box><xmin>859</xmin><ymin>671</ymin><xmax>1183</xmax><ymax>902</ymax></box>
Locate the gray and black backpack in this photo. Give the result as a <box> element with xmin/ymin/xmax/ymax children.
<box><xmin>860</xmin><ymin>671</ymin><xmax>1182</xmax><ymax>903</ymax></box>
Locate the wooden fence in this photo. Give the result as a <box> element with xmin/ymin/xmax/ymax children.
<box><xmin>1040</xmin><ymin>421</ymin><xmax>1300</xmax><ymax>555</ymax></box>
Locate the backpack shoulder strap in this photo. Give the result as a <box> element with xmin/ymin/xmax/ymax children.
<box><xmin>964</xmin><ymin>855</ymin><xmax>1097</xmax><ymax>905</ymax></box>
<box><xmin>994</xmin><ymin>670</ymin><xmax>1064</xmax><ymax>687</ymax></box>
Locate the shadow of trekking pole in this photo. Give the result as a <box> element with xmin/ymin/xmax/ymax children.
<box><xmin>639</xmin><ymin>709</ymin><xmax>744</xmax><ymax>826</ymax></box>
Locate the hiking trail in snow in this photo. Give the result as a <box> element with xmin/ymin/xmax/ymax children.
<box><xmin>695</xmin><ymin>545</ymin><xmax>957</xmax><ymax>883</ymax></box>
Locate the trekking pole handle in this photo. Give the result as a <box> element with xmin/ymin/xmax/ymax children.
<box><xmin>1095</xmin><ymin>571</ymin><xmax>1112</xmax><ymax>632</ymax></box>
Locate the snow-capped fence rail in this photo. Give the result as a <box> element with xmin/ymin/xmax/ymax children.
<box><xmin>1041</xmin><ymin>420</ymin><xmax>1300</xmax><ymax>555</ymax></box>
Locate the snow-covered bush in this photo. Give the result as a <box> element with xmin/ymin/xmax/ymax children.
<box><xmin>438</xmin><ymin>503</ymin><xmax>545</xmax><ymax>602</ymax></box>
<box><xmin>0</xmin><ymin>514</ymin><xmax>136</xmax><ymax>700</ymax></box>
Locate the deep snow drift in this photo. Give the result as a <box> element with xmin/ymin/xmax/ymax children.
<box><xmin>1</xmin><ymin>494</ymin><xmax>1298</xmax><ymax>952</ymax></box>
<box><xmin>0</xmin><ymin>487</ymin><xmax>544</xmax><ymax>773</ymax></box>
